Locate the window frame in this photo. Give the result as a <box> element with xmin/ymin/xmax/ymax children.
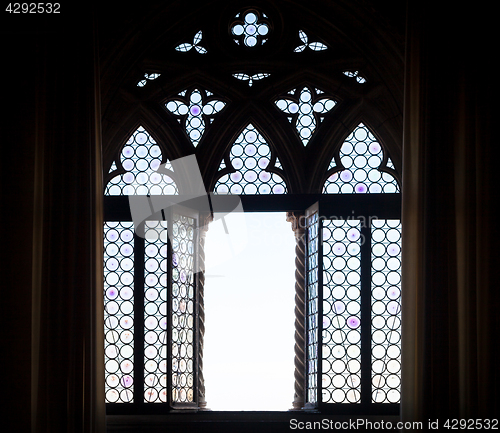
<box><xmin>104</xmin><ymin>191</ymin><xmax>401</xmax><ymax>416</ymax></box>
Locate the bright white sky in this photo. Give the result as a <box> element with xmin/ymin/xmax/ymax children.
<box><xmin>203</xmin><ymin>212</ymin><xmax>296</xmax><ymax>410</ymax></box>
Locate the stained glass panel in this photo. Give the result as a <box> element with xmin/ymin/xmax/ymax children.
<box><xmin>343</xmin><ymin>71</ymin><xmax>366</xmax><ymax>84</ymax></box>
<box><xmin>306</xmin><ymin>211</ymin><xmax>319</xmax><ymax>404</ymax></box>
<box><xmin>104</xmin><ymin>222</ymin><xmax>135</xmax><ymax>403</ymax></box>
<box><xmin>294</xmin><ymin>30</ymin><xmax>328</xmax><ymax>52</ymax></box>
<box><xmin>231</xmin><ymin>11</ymin><xmax>269</xmax><ymax>47</ymax></box>
<box><xmin>371</xmin><ymin>219</ymin><xmax>401</xmax><ymax>403</ymax></box>
<box><xmin>137</xmin><ymin>73</ymin><xmax>161</xmax><ymax>87</ymax></box>
<box><xmin>323</xmin><ymin>123</ymin><xmax>399</xmax><ymax>193</ymax></box>
<box><xmin>175</xmin><ymin>31</ymin><xmax>207</xmax><ymax>54</ymax></box>
<box><xmin>322</xmin><ymin>219</ymin><xmax>362</xmax><ymax>403</ymax></box>
<box><xmin>214</xmin><ymin>124</ymin><xmax>286</xmax><ymax>194</ymax></box>
<box><xmin>165</xmin><ymin>89</ymin><xmax>225</xmax><ymax>147</ymax></box>
<box><xmin>276</xmin><ymin>87</ymin><xmax>336</xmax><ymax>146</ymax></box>
<box><xmin>106</xmin><ymin>126</ymin><xmax>178</xmax><ymax>196</ymax></box>
<box><xmin>232</xmin><ymin>72</ymin><xmax>270</xmax><ymax>86</ymax></box>
<box><xmin>171</xmin><ymin>212</ymin><xmax>196</xmax><ymax>404</ymax></box>
<box><xmin>144</xmin><ymin>221</ymin><xmax>169</xmax><ymax>403</ymax></box>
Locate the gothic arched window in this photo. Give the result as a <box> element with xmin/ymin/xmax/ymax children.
<box><xmin>102</xmin><ymin>1</ymin><xmax>402</xmax><ymax>418</ymax></box>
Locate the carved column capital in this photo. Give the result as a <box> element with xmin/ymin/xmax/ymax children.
<box><xmin>286</xmin><ymin>211</ymin><xmax>306</xmax><ymax>234</ymax></box>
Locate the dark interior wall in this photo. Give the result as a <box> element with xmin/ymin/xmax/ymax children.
<box><xmin>402</xmin><ymin>1</ymin><xmax>499</xmax><ymax>420</ymax></box>
<box><xmin>2</xmin><ymin>7</ymin><xmax>104</xmax><ymax>433</ymax></box>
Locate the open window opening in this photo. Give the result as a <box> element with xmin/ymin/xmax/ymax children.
<box><xmin>203</xmin><ymin>212</ymin><xmax>296</xmax><ymax>410</ymax></box>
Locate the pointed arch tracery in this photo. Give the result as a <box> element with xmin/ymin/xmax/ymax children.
<box><xmin>105</xmin><ymin>126</ymin><xmax>179</xmax><ymax>196</ymax></box>
<box><xmin>323</xmin><ymin>123</ymin><xmax>400</xmax><ymax>194</ymax></box>
<box><xmin>213</xmin><ymin>123</ymin><xmax>287</xmax><ymax>194</ymax></box>
<box><xmin>100</xmin><ymin>0</ymin><xmax>404</xmax><ymax>415</ymax></box>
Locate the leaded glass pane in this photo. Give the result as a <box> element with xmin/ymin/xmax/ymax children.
<box><xmin>137</xmin><ymin>73</ymin><xmax>161</xmax><ymax>87</ymax></box>
<box><xmin>165</xmin><ymin>89</ymin><xmax>225</xmax><ymax>147</ymax></box>
<box><xmin>144</xmin><ymin>221</ymin><xmax>169</xmax><ymax>403</ymax></box>
<box><xmin>306</xmin><ymin>211</ymin><xmax>319</xmax><ymax>404</ymax></box>
<box><xmin>322</xmin><ymin>220</ymin><xmax>362</xmax><ymax>403</ymax></box>
<box><xmin>343</xmin><ymin>71</ymin><xmax>366</xmax><ymax>84</ymax></box>
<box><xmin>323</xmin><ymin>123</ymin><xmax>399</xmax><ymax>193</ymax></box>
<box><xmin>371</xmin><ymin>219</ymin><xmax>401</xmax><ymax>403</ymax></box>
<box><xmin>171</xmin><ymin>212</ymin><xmax>196</xmax><ymax>404</ymax></box>
<box><xmin>104</xmin><ymin>222</ymin><xmax>135</xmax><ymax>403</ymax></box>
<box><xmin>214</xmin><ymin>124</ymin><xmax>286</xmax><ymax>194</ymax></box>
<box><xmin>275</xmin><ymin>87</ymin><xmax>336</xmax><ymax>146</ymax></box>
<box><xmin>231</xmin><ymin>11</ymin><xmax>269</xmax><ymax>47</ymax></box>
<box><xmin>294</xmin><ymin>30</ymin><xmax>328</xmax><ymax>52</ymax></box>
<box><xmin>175</xmin><ymin>30</ymin><xmax>207</xmax><ymax>54</ymax></box>
<box><xmin>232</xmin><ymin>72</ymin><xmax>270</xmax><ymax>86</ymax></box>
<box><xmin>105</xmin><ymin>126</ymin><xmax>178</xmax><ymax>196</ymax></box>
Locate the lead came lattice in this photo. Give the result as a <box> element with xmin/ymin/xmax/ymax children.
<box><xmin>214</xmin><ymin>124</ymin><xmax>286</xmax><ymax>194</ymax></box>
<box><xmin>323</xmin><ymin>123</ymin><xmax>399</xmax><ymax>194</ymax></box>
<box><xmin>104</xmin><ymin>222</ymin><xmax>135</xmax><ymax>403</ymax></box>
<box><xmin>371</xmin><ymin>220</ymin><xmax>401</xmax><ymax>403</ymax></box>
<box><xmin>171</xmin><ymin>213</ymin><xmax>196</xmax><ymax>403</ymax></box>
<box><xmin>306</xmin><ymin>211</ymin><xmax>319</xmax><ymax>404</ymax></box>
<box><xmin>144</xmin><ymin>221</ymin><xmax>169</xmax><ymax>403</ymax></box>
<box><xmin>321</xmin><ymin>220</ymin><xmax>362</xmax><ymax>403</ymax></box>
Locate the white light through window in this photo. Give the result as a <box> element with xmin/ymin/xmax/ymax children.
<box><xmin>204</xmin><ymin>212</ymin><xmax>296</xmax><ymax>410</ymax></box>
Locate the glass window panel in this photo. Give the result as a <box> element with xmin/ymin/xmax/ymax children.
<box><xmin>371</xmin><ymin>219</ymin><xmax>401</xmax><ymax>404</ymax></box>
<box><xmin>294</xmin><ymin>30</ymin><xmax>328</xmax><ymax>52</ymax></box>
<box><xmin>144</xmin><ymin>221</ymin><xmax>169</xmax><ymax>403</ymax></box>
<box><xmin>306</xmin><ymin>211</ymin><xmax>319</xmax><ymax>404</ymax></box>
<box><xmin>175</xmin><ymin>30</ymin><xmax>207</xmax><ymax>54</ymax></box>
<box><xmin>171</xmin><ymin>212</ymin><xmax>196</xmax><ymax>404</ymax></box>
<box><xmin>321</xmin><ymin>219</ymin><xmax>362</xmax><ymax>403</ymax></box>
<box><xmin>230</xmin><ymin>11</ymin><xmax>270</xmax><ymax>47</ymax></box>
<box><xmin>232</xmin><ymin>73</ymin><xmax>270</xmax><ymax>87</ymax></box>
<box><xmin>104</xmin><ymin>222</ymin><xmax>135</xmax><ymax>403</ymax></box>
<box><xmin>342</xmin><ymin>70</ymin><xmax>366</xmax><ymax>84</ymax></box>
<box><xmin>275</xmin><ymin>87</ymin><xmax>336</xmax><ymax>146</ymax></box>
<box><xmin>137</xmin><ymin>73</ymin><xmax>161</xmax><ymax>87</ymax></box>
<box><xmin>323</xmin><ymin>123</ymin><xmax>399</xmax><ymax>194</ymax></box>
<box><xmin>214</xmin><ymin>124</ymin><xmax>286</xmax><ymax>194</ymax></box>
<box><xmin>165</xmin><ymin>89</ymin><xmax>225</xmax><ymax>147</ymax></box>
<box><xmin>105</xmin><ymin>126</ymin><xmax>178</xmax><ymax>196</ymax></box>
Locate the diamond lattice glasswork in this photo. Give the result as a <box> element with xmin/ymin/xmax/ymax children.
<box><xmin>165</xmin><ymin>89</ymin><xmax>225</xmax><ymax>147</ymax></box>
<box><xmin>214</xmin><ymin>124</ymin><xmax>286</xmax><ymax>194</ymax></box>
<box><xmin>276</xmin><ymin>87</ymin><xmax>336</xmax><ymax>146</ymax></box>
<box><xmin>323</xmin><ymin>123</ymin><xmax>399</xmax><ymax>193</ymax></box>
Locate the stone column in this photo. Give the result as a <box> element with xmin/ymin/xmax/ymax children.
<box><xmin>197</xmin><ymin>212</ymin><xmax>212</xmax><ymax>409</ymax></box>
<box><xmin>286</xmin><ymin>212</ymin><xmax>307</xmax><ymax>410</ymax></box>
